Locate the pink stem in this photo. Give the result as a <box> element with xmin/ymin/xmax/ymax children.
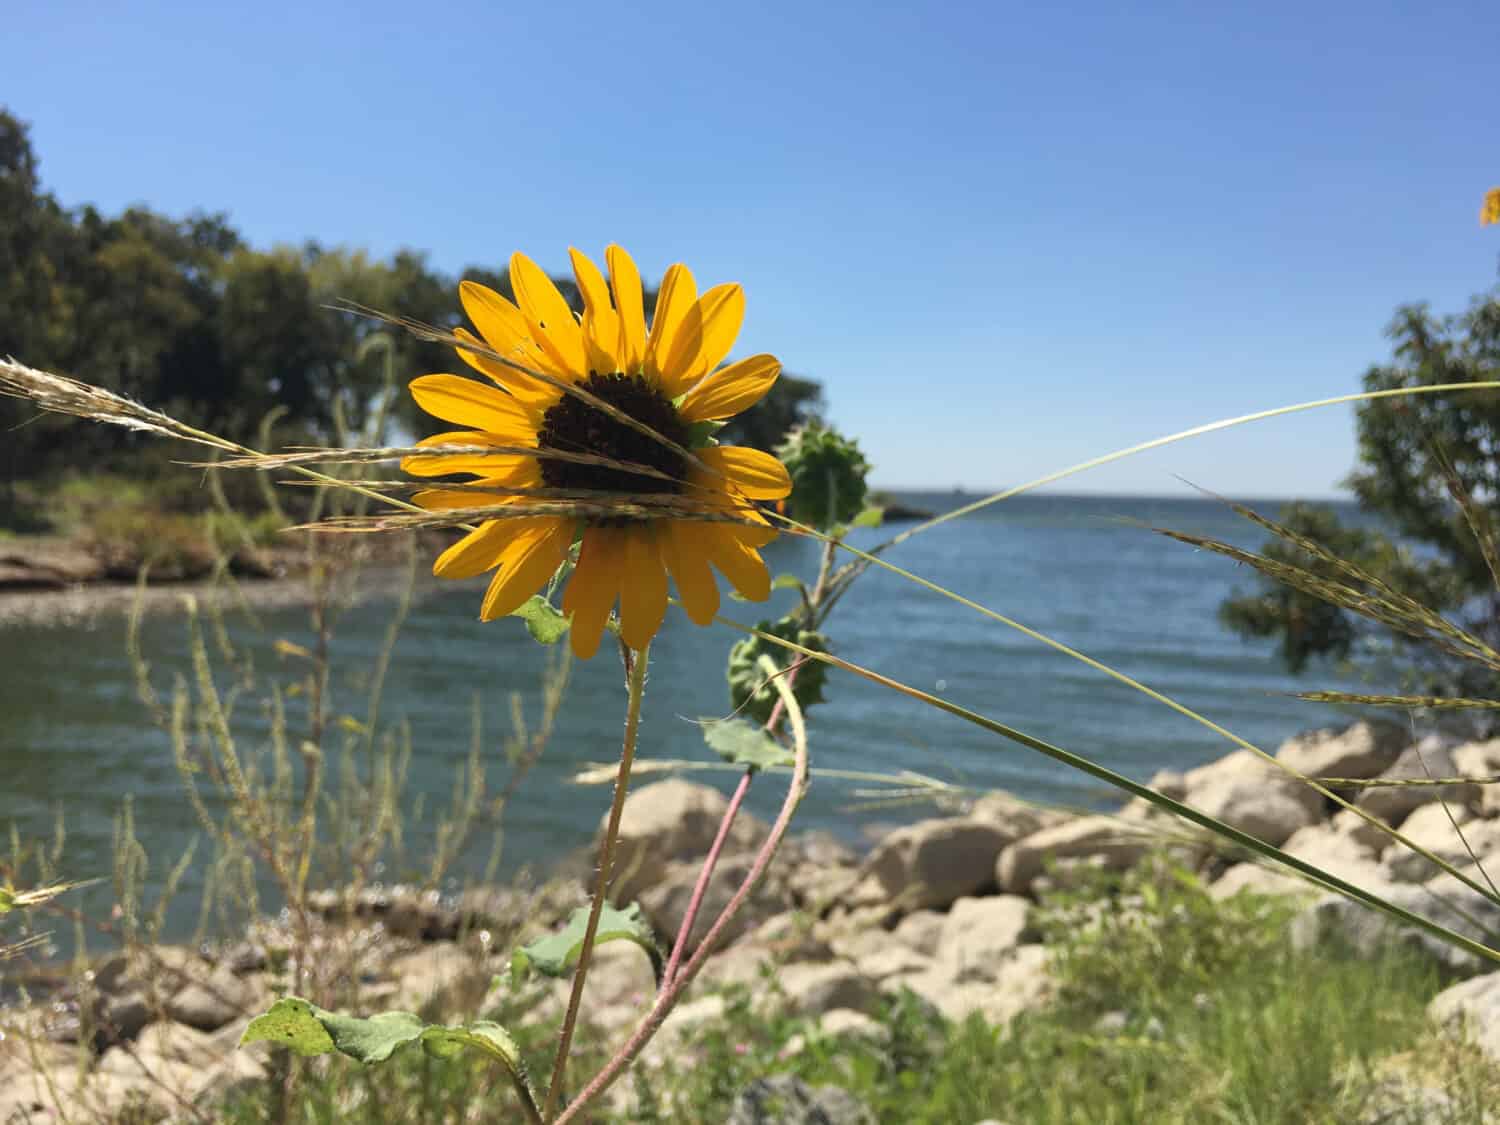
<box><xmin>662</xmin><ymin>768</ymin><xmax>753</xmax><ymax>986</ymax></box>
<box><xmin>662</xmin><ymin>659</ymin><xmax>804</xmax><ymax>985</ymax></box>
<box><xmin>554</xmin><ymin>675</ymin><xmax>809</xmax><ymax>1125</ymax></box>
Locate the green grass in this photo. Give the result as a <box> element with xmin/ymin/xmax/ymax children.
<box><xmin>213</xmin><ymin>861</ymin><xmax>1500</xmax><ymax>1124</ymax></box>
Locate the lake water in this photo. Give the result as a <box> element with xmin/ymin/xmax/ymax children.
<box><xmin>0</xmin><ymin>492</ymin><xmax>1381</xmax><ymax>942</ymax></box>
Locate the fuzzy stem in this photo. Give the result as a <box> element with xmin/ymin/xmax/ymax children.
<box><xmin>554</xmin><ymin>656</ymin><xmax>809</xmax><ymax>1124</ymax></box>
<box><xmin>543</xmin><ymin>640</ymin><xmax>650</xmax><ymax>1120</ymax></box>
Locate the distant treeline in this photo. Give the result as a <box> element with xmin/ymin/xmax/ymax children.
<box><xmin>0</xmin><ymin>108</ymin><xmax>822</xmax><ymax>487</ymax></box>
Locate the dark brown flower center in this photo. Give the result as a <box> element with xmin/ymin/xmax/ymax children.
<box><xmin>536</xmin><ymin>372</ymin><xmax>688</xmax><ymax>495</ymax></box>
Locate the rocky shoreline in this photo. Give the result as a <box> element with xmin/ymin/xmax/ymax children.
<box><xmin>7</xmin><ymin>718</ymin><xmax>1500</xmax><ymax>1121</ymax></box>
<box><xmin>0</xmin><ymin>535</ymin><xmax>443</xmax><ymax>628</ymax></box>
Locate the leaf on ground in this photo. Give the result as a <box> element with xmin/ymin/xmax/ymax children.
<box><xmin>510</xmin><ymin>901</ymin><xmax>661</xmax><ymax>984</ymax></box>
<box><xmin>703</xmin><ymin>718</ymin><xmax>795</xmax><ymax>771</ymax></box>
<box><xmin>510</xmin><ymin>594</ymin><xmax>571</xmax><ymax>644</ymax></box>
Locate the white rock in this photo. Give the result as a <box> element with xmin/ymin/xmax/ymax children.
<box><xmin>1358</xmin><ymin>737</ymin><xmax>1478</xmax><ymax>824</ymax></box>
<box><xmin>967</xmin><ymin>793</ymin><xmax>1069</xmax><ymax>837</ymax></box>
<box><xmin>1274</xmin><ymin>720</ymin><xmax>1408</xmax><ymax>780</ymax></box>
<box><xmin>1278</xmin><ymin>824</ymin><xmax>1387</xmax><ymax>887</ymax></box>
<box><xmin>1209</xmin><ymin>862</ymin><xmax>1315</xmax><ymax>900</ymax></box>
<box><xmin>1452</xmin><ymin>737</ymin><xmax>1500</xmax><ymax>780</ymax></box>
<box><xmin>604</xmin><ymin>780</ymin><xmax>768</xmax><ymax>905</ymax></box>
<box><xmin>1183</xmin><ymin>749</ymin><xmax>1279</xmax><ymax>789</ymax></box>
<box><xmin>547</xmin><ymin>941</ymin><xmax>657</xmax><ymax>1033</ymax></box>
<box><xmin>164</xmin><ymin>965</ymin><xmax>267</xmax><ymax>1032</ymax></box>
<box><xmin>641</xmin><ymin>854</ymin><xmax>784</xmax><ymax>955</ymax></box>
<box><xmin>818</xmin><ymin>1008</ymin><xmax>890</xmax><ymax>1044</ymax></box>
<box><xmin>1384</xmin><ymin>817</ymin><xmax>1500</xmax><ymax>884</ymax></box>
<box><xmin>1291</xmin><ymin>880</ymin><xmax>1500</xmax><ymax>975</ymax></box>
<box><xmin>892</xmin><ymin>910</ymin><xmax>945</xmax><ymax>956</ymax></box>
<box><xmin>894</xmin><ymin>944</ymin><xmax>1051</xmax><ymax>1026</ymax></box>
<box><xmin>386</xmin><ymin>944</ymin><xmax>482</xmax><ymax>1013</ymax></box>
<box><xmin>775</xmin><ymin>962</ymin><xmax>880</xmax><ymax>1016</ymax></box>
<box><xmin>996</xmin><ymin>816</ymin><xmax>1151</xmax><ymax>895</ymax></box>
<box><xmin>1184</xmin><ymin>771</ymin><xmax>1321</xmax><ymax>848</ymax></box>
<box><xmin>937</xmin><ymin>896</ymin><xmax>1033</xmax><ymax>979</ymax></box>
<box><xmin>1330</xmin><ymin>807</ymin><xmax>1397</xmax><ymax>851</ymax></box>
<box><xmin>864</xmin><ymin>817</ymin><xmax>1015</xmax><ymax>911</ymax></box>
<box><xmin>1430</xmin><ymin>971</ymin><xmax>1500</xmax><ymax>1063</ymax></box>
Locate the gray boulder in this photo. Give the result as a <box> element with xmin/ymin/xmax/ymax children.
<box><xmin>1430</xmin><ymin>970</ymin><xmax>1500</xmax><ymax>1063</ymax></box>
<box><xmin>865</xmin><ymin>817</ymin><xmax>1016</xmax><ymax>911</ymax></box>
<box><xmin>604</xmin><ymin>779</ymin><xmax>768</xmax><ymax>905</ymax></box>
<box><xmin>996</xmin><ymin>816</ymin><xmax>1151</xmax><ymax>895</ymax></box>
<box><xmin>1291</xmin><ymin>880</ymin><xmax>1500</xmax><ymax>975</ymax></box>
<box><xmin>936</xmin><ymin>896</ymin><xmax>1034</xmax><ymax>978</ymax></box>
<box><xmin>1358</xmin><ymin>737</ymin><xmax>1478</xmax><ymax>824</ymax></box>
<box><xmin>728</xmin><ymin>1074</ymin><xmax>876</xmax><ymax>1125</ymax></box>
<box><xmin>1274</xmin><ymin>720</ymin><xmax>1408</xmax><ymax>780</ymax></box>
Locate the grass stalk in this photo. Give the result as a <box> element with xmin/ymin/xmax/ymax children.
<box><xmin>543</xmin><ymin>640</ymin><xmax>651</xmax><ymax>1119</ymax></box>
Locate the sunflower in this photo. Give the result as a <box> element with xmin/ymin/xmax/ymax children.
<box><xmin>402</xmin><ymin>245</ymin><xmax>792</xmax><ymax>659</ymax></box>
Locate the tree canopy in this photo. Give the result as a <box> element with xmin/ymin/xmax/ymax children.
<box><xmin>1220</xmin><ymin>288</ymin><xmax>1500</xmax><ymax>704</ymax></box>
<box><xmin>0</xmin><ymin>108</ymin><xmax>822</xmax><ymax>494</ymax></box>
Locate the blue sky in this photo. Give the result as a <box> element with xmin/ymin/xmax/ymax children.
<box><xmin>10</xmin><ymin>0</ymin><xmax>1498</xmax><ymax>495</ymax></box>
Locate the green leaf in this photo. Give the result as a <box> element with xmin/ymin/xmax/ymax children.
<box><xmin>420</xmin><ymin>1021</ymin><xmax>525</xmax><ymax>1073</ymax></box>
<box><xmin>851</xmin><ymin>506</ymin><xmax>885</xmax><ymax>529</ymax></box>
<box><xmin>240</xmin><ymin>998</ymin><xmax>338</xmax><ymax>1057</ymax></box>
<box><xmin>770</xmin><ymin>574</ymin><xmax>805</xmax><ymax>593</ymax></box>
<box><xmin>727</xmin><ymin>616</ymin><xmax>831</xmax><ymax>725</ymax></box>
<box><xmin>510</xmin><ymin>902</ymin><xmax>661</xmax><ymax>984</ymax></box>
<box><xmin>683</xmin><ymin>419</ymin><xmax>726</xmax><ymax>447</ymax></box>
<box><xmin>320</xmin><ymin>1009</ymin><xmax>425</xmax><ymax>1063</ymax></box>
<box><xmin>509</xmin><ymin>595</ymin><xmax>571</xmax><ymax>644</ymax></box>
<box><xmin>703</xmin><ymin>718</ymin><xmax>794</xmax><ymax>771</ymax></box>
<box><xmin>240</xmin><ymin>998</ymin><xmax>537</xmax><ymax>1111</ymax></box>
<box><xmin>0</xmin><ymin>886</ymin><xmax>14</xmax><ymax>914</ymax></box>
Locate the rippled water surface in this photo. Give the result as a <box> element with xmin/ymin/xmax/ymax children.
<box><xmin>0</xmin><ymin>493</ymin><xmax>1379</xmax><ymax>939</ymax></box>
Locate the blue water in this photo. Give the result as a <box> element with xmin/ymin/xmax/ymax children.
<box><xmin>0</xmin><ymin>492</ymin><xmax>1381</xmax><ymax>940</ymax></box>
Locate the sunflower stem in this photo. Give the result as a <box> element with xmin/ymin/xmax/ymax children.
<box><xmin>553</xmin><ymin>654</ymin><xmax>810</xmax><ymax>1125</ymax></box>
<box><xmin>544</xmin><ymin>639</ymin><xmax>650</xmax><ymax>1120</ymax></box>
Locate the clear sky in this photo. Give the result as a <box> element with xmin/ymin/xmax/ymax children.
<box><xmin>9</xmin><ymin>0</ymin><xmax>1498</xmax><ymax>495</ymax></box>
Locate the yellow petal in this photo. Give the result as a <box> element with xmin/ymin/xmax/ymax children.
<box><xmin>643</xmin><ymin>263</ymin><xmax>697</xmax><ymax>385</ymax></box>
<box><xmin>703</xmin><ymin>525</ymin><xmax>771</xmax><ymax>601</ymax></box>
<box><xmin>570</xmin><ymin>248</ymin><xmax>621</xmax><ymax>374</ymax></box>
<box><xmin>401</xmin><ymin>431</ymin><xmax>536</xmax><ymax>478</ymax></box>
<box><xmin>678</xmin><ymin>354</ymin><xmax>781</xmax><ymax>422</ymax></box>
<box><xmin>581</xmin><ymin>306</ymin><xmax>620</xmax><ymax>374</ymax></box>
<box><xmin>452</xmin><ymin>327</ymin><xmax>558</xmax><ymax>412</ymax></box>
<box><xmin>432</xmin><ymin>520</ymin><xmax>512</xmax><ymax>580</ymax></box>
<box><xmin>414</xmin><ymin>462</ymin><xmax>543</xmax><ymax>509</ymax></box>
<box><xmin>510</xmin><ymin>252</ymin><xmax>588</xmax><ymax>375</ymax></box>
<box><xmin>459</xmin><ymin>282</ymin><xmax>553</xmax><ymax>366</ymax></box>
<box><xmin>562</xmin><ymin>526</ymin><xmax>622</xmax><ymax>659</ymax></box>
<box><xmin>479</xmin><ymin>517</ymin><xmax>573</xmax><ymax>622</ymax></box>
<box><xmin>409</xmin><ymin>374</ymin><xmax>537</xmax><ymax>436</ymax></box>
<box><xmin>658</xmin><ymin>300</ymin><xmax>704</xmax><ymax>395</ymax></box>
<box><xmin>617</xmin><ymin>525</ymin><xmax>668</xmax><ymax>651</ymax></box>
<box><xmin>680</xmin><ymin>284</ymin><xmax>744</xmax><ymax>387</ymax></box>
<box><xmin>693</xmin><ymin>445</ymin><xmax>792</xmax><ymax>500</ymax></box>
<box><xmin>607</xmin><ymin>245</ymin><xmax>647</xmax><ymax>372</ymax></box>
<box><xmin>661</xmin><ymin>520</ymin><xmax>720</xmax><ymax>626</ymax></box>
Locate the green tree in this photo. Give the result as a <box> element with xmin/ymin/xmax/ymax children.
<box><xmin>1221</xmin><ymin>290</ymin><xmax>1500</xmax><ymax>701</ymax></box>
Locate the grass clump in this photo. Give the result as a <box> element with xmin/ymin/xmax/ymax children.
<box><xmin>637</xmin><ymin>862</ymin><xmax>1488</xmax><ymax>1124</ymax></box>
<box><xmin>210</xmin><ymin>860</ymin><xmax>1498</xmax><ymax>1123</ymax></box>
